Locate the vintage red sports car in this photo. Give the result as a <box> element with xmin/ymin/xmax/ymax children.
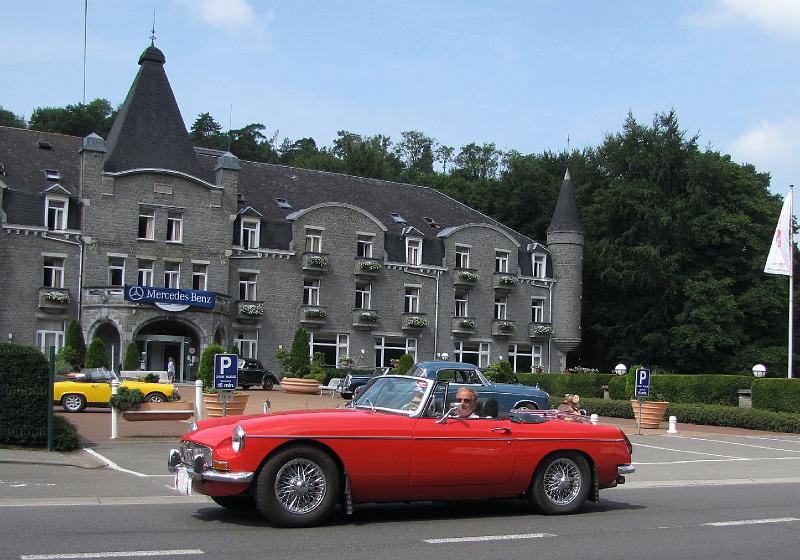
<box><xmin>168</xmin><ymin>375</ymin><xmax>634</xmax><ymax>527</ymax></box>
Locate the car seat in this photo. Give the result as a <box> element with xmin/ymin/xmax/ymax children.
<box><xmin>480</xmin><ymin>398</ymin><xmax>499</xmax><ymax>419</ymax></box>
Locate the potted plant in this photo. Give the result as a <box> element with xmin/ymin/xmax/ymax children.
<box><xmin>280</xmin><ymin>328</ymin><xmax>320</xmax><ymax>394</ymax></box>
<box><xmin>627</xmin><ymin>367</ymin><xmax>669</xmax><ymax>429</ymax></box>
<box><xmin>197</xmin><ymin>343</ymin><xmax>249</xmax><ymax>418</ymax></box>
<box><xmin>111</xmin><ymin>386</ymin><xmax>194</xmax><ymax>421</ymax></box>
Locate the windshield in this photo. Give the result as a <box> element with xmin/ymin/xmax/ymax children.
<box><xmin>353</xmin><ymin>376</ymin><xmax>431</xmax><ymax>414</ymax></box>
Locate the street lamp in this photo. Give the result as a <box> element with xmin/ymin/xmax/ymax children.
<box><xmin>752</xmin><ymin>364</ymin><xmax>767</xmax><ymax>378</ymax></box>
<box><xmin>614</xmin><ymin>363</ymin><xmax>627</xmax><ymax>376</ymax></box>
<box><xmin>440</xmin><ymin>352</ymin><xmax>449</xmax><ymax>361</ymax></box>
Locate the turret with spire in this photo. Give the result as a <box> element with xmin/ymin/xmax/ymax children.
<box><xmin>546</xmin><ymin>168</ymin><xmax>585</xmax><ymax>370</ymax></box>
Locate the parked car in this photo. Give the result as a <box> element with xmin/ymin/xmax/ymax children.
<box><xmin>168</xmin><ymin>374</ymin><xmax>634</xmax><ymax>527</ymax></box>
<box><xmin>53</xmin><ymin>368</ymin><xmax>179</xmax><ymax>412</ymax></box>
<box><xmin>337</xmin><ymin>367</ymin><xmax>390</xmax><ymax>399</ymax></box>
<box><xmin>237</xmin><ymin>358</ymin><xmax>280</xmax><ymax>391</ymax></box>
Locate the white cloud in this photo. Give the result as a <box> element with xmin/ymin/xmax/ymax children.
<box><xmin>690</xmin><ymin>0</ymin><xmax>800</xmax><ymax>37</ymax></box>
<box><xmin>730</xmin><ymin>118</ymin><xmax>800</xmax><ymax>166</ymax></box>
<box><xmin>176</xmin><ymin>0</ymin><xmax>258</xmax><ymax>30</ymax></box>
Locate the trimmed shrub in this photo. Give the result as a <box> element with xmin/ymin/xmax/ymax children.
<box><xmin>752</xmin><ymin>378</ymin><xmax>800</xmax><ymax>412</ymax></box>
<box><xmin>519</xmin><ymin>373</ymin><xmax>614</xmax><ymax>399</ymax></box>
<box><xmin>485</xmin><ymin>360</ymin><xmax>516</xmax><ymax>383</ymax></box>
<box><xmin>197</xmin><ymin>343</ymin><xmax>226</xmax><ymax>392</ymax></box>
<box><xmin>392</xmin><ymin>353</ymin><xmax>415</xmax><ymax>375</ymax></box>
<box><xmin>305</xmin><ymin>352</ymin><xmax>326</xmax><ymax>382</ymax></box>
<box><xmin>55</xmin><ymin>346</ymin><xmax>80</xmax><ymax>374</ymax></box>
<box><xmin>109</xmin><ymin>387</ymin><xmax>145</xmax><ymax>411</ymax></box>
<box><xmin>64</xmin><ymin>320</ymin><xmax>86</xmax><ymax>368</ymax></box>
<box><xmin>123</xmin><ymin>342</ymin><xmax>140</xmax><ymax>371</ymax></box>
<box><xmin>288</xmin><ymin>328</ymin><xmax>311</xmax><ymax>377</ymax></box>
<box><xmin>84</xmin><ymin>337</ymin><xmax>108</xmax><ymax>369</ymax></box>
<box><xmin>612</xmin><ymin>371</ymin><xmax>750</xmax><ymax>405</ymax></box>
<box><xmin>0</xmin><ymin>343</ymin><xmax>49</xmax><ymax>447</ymax></box>
<box><xmin>53</xmin><ymin>416</ymin><xmax>81</xmax><ymax>451</ymax></box>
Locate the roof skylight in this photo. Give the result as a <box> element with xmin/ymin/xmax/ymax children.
<box><xmin>390</xmin><ymin>212</ymin><xmax>407</xmax><ymax>224</ymax></box>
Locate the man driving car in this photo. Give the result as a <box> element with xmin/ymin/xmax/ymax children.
<box><xmin>454</xmin><ymin>387</ymin><xmax>479</xmax><ymax>418</ymax></box>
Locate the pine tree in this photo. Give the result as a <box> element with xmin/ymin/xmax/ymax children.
<box><xmin>64</xmin><ymin>320</ymin><xmax>86</xmax><ymax>368</ymax></box>
<box><xmin>84</xmin><ymin>338</ymin><xmax>108</xmax><ymax>369</ymax></box>
<box><xmin>288</xmin><ymin>328</ymin><xmax>311</xmax><ymax>377</ymax></box>
<box><xmin>123</xmin><ymin>343</ymin><xmax>140</xmax><ymax>371</ymax></box>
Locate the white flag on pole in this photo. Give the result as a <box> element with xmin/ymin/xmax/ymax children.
<box><xmin>765</xmin><ymin>190</ymin><xmax>793</xmax><ymax>276</ymax></box>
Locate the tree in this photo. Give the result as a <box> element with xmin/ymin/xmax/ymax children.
<box><xmin>84</xmin><ymin>338</ymin><xmax>108</xmax><ymax>369</ymax></box>
<box><xmin>28</xmin><ymin>98</ymin><xmax>115</xmax><ymax>137</ymax></box>
<box><xmin>288</xmin><ymin>328</ymin><xmax>311</xmax><ymax>377</ymax></box>
<box><xmin>453</xmin><ymin>142</ymin><xmax>501</xmax><ymax>180</ymax></box>
<box><xmin>332</xmin><ymin>130</ymin><xmax>403</xmax><ymax>179</ymax></box>
<box><xmin>123</xmin><ymin>343</ymin><xmax>140</xmax><ymax>371</ymax></box>
<box><xmin>64</xmin><ymin>320</ymin><xmax>86</xmax><ymax>368</ymax></box>
<box><xmin>396</xmin><ymin>130</ymin><xmax>437</xmax><ymax>174</ymax></box>
<box><xmin>436</xmin><ymin>145</ymin><xmax>455</xmax><ymax>173</ymax></box>
<box><xmin>189</xmin><ymin>112</ymin><xmax>227</xmax><ymax>150</ymax></box>
<box><xmin>0</xmin><ymin>106</ymin><xmax>26</xmax><ymax>128</ymax></box>
<box><xmin>229</xmin><ymin>123</ymin><xmax>279</xmax><ymax>163</ymax></box>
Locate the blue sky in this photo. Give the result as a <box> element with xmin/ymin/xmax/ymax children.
<box><xmin>2</xmin><ymin>0</ymin><xmax>798</xmax><ymax>196</ymax></box>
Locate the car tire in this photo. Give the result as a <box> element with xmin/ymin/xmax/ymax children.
<box><xmin>255</xmin><ymin>445</ymin><xmax>340</xmax><ymax>527</ymax></box>
<box><xmin>241</xmin><ymin>385</ymin><xmax>251</xmax><ymax>390</ymax></box>
<box><xmin>529</xmin><ymin>452</ymin><xmax>590</xmax><ymax>515</ymax></box>
<box><xmin>262</xmin><ymin>377</ymin><xmax>274</xmax><ymax>391</ymax></box>
<box><xmin>144</xmin><ymin>392</ymin><xmax>166</xmax><ymax>403</ymax></box>
<box><xmin>211</xmin><ymin>494</ymin><xmax>255</xmax><ymax>510</ymax></box>
<box><xmin>61</xmin><ymin>393</ymin><xmax>86</xmax><ymax>412</ymax></box>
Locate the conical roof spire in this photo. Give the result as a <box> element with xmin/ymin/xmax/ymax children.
<box><xmin>103</xmin><ymin>45</ymin><xmax>197</xmax><ymax>175</ymax></box>
<box><xmin>547</xmin><ymin>167</ymin><xmax>584</xmax><ymax>234</ymax></box>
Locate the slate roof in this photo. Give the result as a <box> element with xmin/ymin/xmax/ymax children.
<box><xmin>103</xmin><ymin>46</ymin><xmax>199</xmax><ymax>176</ymax></box>
<box><xmin>547</xmin><ymin>168</ymin><xmax>584</xmax><ymax>234</ymax></box>
<box><xmin>0</xmin><ymin>126</ymin><xmax>82</xmax><ymax>227</ymax></box>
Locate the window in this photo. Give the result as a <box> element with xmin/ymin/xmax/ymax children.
<box><xmin>508</xmin><ymin>344</ymin><xmax>542</xmax><ymax>373</ymax></box>
<box><xmin>494</xmin><ymin>295</ymin><xmax>507</xmax><ymax>320</ymax></box>
<box><xmin>357</xmin><ymin>234</ymin><xmax>374</xmax><ymax>258</ymax></box>
<box><xmin>241</xmin><ymin>219</ymin><xmax>260</xmax><ymax>250</ymax></box>
<box><xmin>36</xmin><ymin>320</ymin><xmax>65</xmax><ymax>355</ymax></box>
<box><xmin>192</xmin><ymin>264</ymin><xmax>208</xmax><ymax>291</ymax></box>
<box><xmin>495</xmin><ymin>250</ymin><xmax>509</xmax><ymax>273</ymax></box>
<box><xmin>235</xmin><ymin>334</ymin><xmax>258</xmax><ymax>359</ymax></box>
<box><xmin>45</xmin><ymin>197</ymin><xmax>67</xmax><ymax>230</ymax></box>
<box><xmin>454</xmin><ymin>291</ymin><xmax>468</xmax><ymax>317</ymax></box>
<box><xmin>310</xmin><ymin>333</ymin><xmax>350</xmax><ymax>366</ymax></box>
<box><xmin>390</xmin><ymin>212</ymin><xmax>407</xmax><ymax>224</ymax></box>
<box><xmin>355</xmin><ymin>282</ymin><xmax>371</xmax><ymax>309</ymax></box>
<box><xmin>163</xmin><ymin>262</ymin><xmax>180</xmax><ymax>289</ymax></box>
<box><xmin>137</xmin><ymin>260</ymin><xmax>154</xmax><ymax>286</ymax></box>
<box><xmin>138</xmin><ymin>209</ymin><xmax>155</xmax><ymax>240</ymax></box>
<box><xmin>531</xmin><ymin>298</ymin><xmax>545</xmax><ymax>322</ymax></box>
<box><xmin>455</xmin><ymin>245</ymin><xmax>470</xmax><ymax>268</ymax></box>
<box><xmin>406</xmin><ymin>238</ymin><xmax>422</xmax><ymax>265</ymax></box>
<box><xmin>303</xmin><ymin>279</ymin><xmax>320</xmax><ymax>305</ymax></box>
<box><xmin>532</xmin><ymin>254</ymin><xmax>546</xmax><ymax>278</ymax></box>
<box><xmin>454</xmin><ymin>341</ymin><xmax>490</xmax><ymax>368</ymax></box>
<box><xmin>404</xmin><ymin>286</ymin><xmax>420</xmax><ymax>313</ymax></box>
<box><xmin>44</xmin><ymin>169</ymin><xmax>62</xmax><ymax>181</ymax></box>
<box><xmin>423</xmin><ymin>216</ymin><xmax>441</xmax><ymax>229</ymax></box>
<box><xmin>274</xmin><ymin>197</ymin><xmax>292</xmax><ymax>209</ymax></box>
<box><xmin>166</xmin><ymin>212</ymin><xmax>183</xmax><ymax>243</ymax></box>
<box><xmin>374</xmin><ymin>336</ymin><xmax>417</xmax><ymax>367</ymax></box>
<box><xmin>43</xmin><ymin>257</ymin><xmax>64</xmax><ymax>288</ymax></box>
<box><xmin>305</xmin><ymin>228</ymin><xmax>323</xmax><ymax>253</ymax></box>
<box><xmin>108</xmin><ymin>257</ymin><xmax>125</xmax><ymax>287</ymax></box>
<box><xmin>239</xmin><ymin>272</ymin><xmax>257</xmax><ymax>300</ymax></box>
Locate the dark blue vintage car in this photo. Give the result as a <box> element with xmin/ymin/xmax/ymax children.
<box><xmin>358</xmin><ymin>361</ymin><xmax>550</xmax><ymax>412</ymax></box>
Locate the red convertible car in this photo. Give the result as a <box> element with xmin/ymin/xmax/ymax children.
<box><xmin>168</xmin><ymin>375</ymin><xmax>634</xmax><ymax>527</ymax></box>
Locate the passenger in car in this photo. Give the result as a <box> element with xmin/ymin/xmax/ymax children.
<box><xmin>454</xmin><ymin>387</ymin><xmax>480</xmax><ymax>418</ymax></box>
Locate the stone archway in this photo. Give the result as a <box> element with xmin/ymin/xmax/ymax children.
<box><xmin>91</xmin><ymin>321</ymin><xmax>121</xmax><ymax>372</ymax></box>
<box><xmin>135</xmin><ymin>318</ymin><xmax>201</xmax><ymax>382</ymax></box>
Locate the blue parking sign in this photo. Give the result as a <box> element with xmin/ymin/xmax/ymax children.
<box><xmin>214</xmin><ymin>354</ymin><xmax>238</xmax><ymax>391</ymax></box>
<box><xmin>635</xmin><ymin>367</ymin><xmax>651</xmax><ymax>397</ymax></box>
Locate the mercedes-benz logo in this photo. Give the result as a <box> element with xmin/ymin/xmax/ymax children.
<box><xmin>128</xmin><ymin>286</ymin><xmax>144</xmax><ymax>301</ymax></box>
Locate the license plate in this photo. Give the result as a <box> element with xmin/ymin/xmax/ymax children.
<box><xmin>174</xmin><ymin>466</ymin><xmax>192</xmax><ymax>495</ymax></box>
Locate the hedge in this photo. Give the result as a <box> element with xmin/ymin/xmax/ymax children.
<box><xmin>752</xmin><ymin>378</ymin><xmax>800</xmax><ymax>412</ymax></box>
<box><xmin>518</xmin><ymin>373</ymin><xmax>614</xmax><ymax>399</ymax></box>
<box><xmin>608</xmin><ymin>372</ymin><xmax>751</xmax><ymax>405</ymax></box>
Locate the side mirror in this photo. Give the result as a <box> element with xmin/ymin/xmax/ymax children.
<box><xmin>436</xmin><ymin>405</ymin><xmax>460</xmax><ymax>424</ymax></box>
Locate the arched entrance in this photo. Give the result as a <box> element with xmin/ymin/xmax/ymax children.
<box><xmin>136</xmin><ymin>319</ymin><xmax>201</xmax><ymax>382</ymax></box>
<box><xmin>93</xmin><ymin>321</ymin><xmax>121</xmax><ymax>372</ymax></box>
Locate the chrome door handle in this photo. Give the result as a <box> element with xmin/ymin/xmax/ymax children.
<box><xmin>491</xmin><ymin>427</ymin><xmax>511</xmax><ymax>433</ymax></box>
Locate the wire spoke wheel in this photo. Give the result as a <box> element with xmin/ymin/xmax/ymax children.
<box><xmin>530</xmin><ymin>453</ymin><xmax>590</xmax><ymax>514</ymax></box>
<box><xmin>542</xmin><ymin>457</ymin><xmax>582</xmax><ymax>505</ymax></box>
<box><xmin>274</xmin><ymin>458</ymin><xmax>327</xmax><ymax>514</ymax></box>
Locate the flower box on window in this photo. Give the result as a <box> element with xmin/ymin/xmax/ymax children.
<box><xmin>359</xmin><ymin>311</ymin><xmax>379</xmax><ymax>323</ymax></box>
<box><xmin>307</xmin><ymin>255</ymin><xmax>328</xmax><ymax>267</ymax></box>
<box><xmin>406</xmin><ymin>316</ymin><xmax>429</xmax><ymax>328</ymax></box>
<box><xmin>304</xmin><ymin>308</ymin><xmax>327</xmax><ymax>319</ymax></box>
<box><xmin>240</xmin><ymin>303</ymin><xmax>264</xmax><ymax>317</ymax></box>
<box><xmin>44</xmin><ymin>291</ymin><xmax>70</xmax><ymax>303</ymax></box>
<box><xmin>453</xmin><ymin>268</ymin><xmax>478</xmax><ymax>289</ymax></box>
<box><xmin>493</xmin><ymin>272</ymin><xmax>518</xmax><ymax>291</ymax></box>
<box><xmin>492</xmin><ymin>319</ymin><xmax>516</xmax><ymax>336</ymax></box>
<box><xmin>528</xmin><ymin>322</ymin><xmax>553</xmax><ymax>338</ymax></box>
<box><xmin>451</xmin><ymin>317</ymin><xmax>477</xmax><ymax>336</ymax></box>
<box><xmin>354</xmin><ymin>258</ymin><xmax>383</xmax><ymax>278</ymax></box>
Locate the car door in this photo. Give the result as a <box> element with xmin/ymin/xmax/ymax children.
<box><xmin>86</xmin><ymin>371</ymin><xmax>112</xmax><ymax>403</ymax></box>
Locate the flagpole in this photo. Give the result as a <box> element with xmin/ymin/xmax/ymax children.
<box><xmin>789</xmin><ymin>185</ymin><xmax>794</xmax><ymax>379</ymax></box>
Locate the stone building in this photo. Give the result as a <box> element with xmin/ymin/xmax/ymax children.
<box><xmin>0</xmin><ymin>45</ymin><xmax>583</xmax><ymax>380</ymax></box>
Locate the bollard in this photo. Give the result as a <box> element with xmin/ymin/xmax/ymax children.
<box><xmin>667</xmin><ymin>415</ymin><xmax>678</xmax><ymax>434</ymax></box>
<box><xmin>194</xmin><ymin>380</ymin><xmax>203</xmax><ymax>420</ymax></box>
<box><xmin>263</xmin><ymin>399</ymin><xmax>271</xmax><ymax>414</ymax></box>
<box><xmin>590</xmin><ymin>413</ymin><xmax>599</xmax><ymax>425</ymax></box>
<box><xmin>110</xmin><ymin>379</ymin><xmax>119</xmax><ymax>439</ymax></box>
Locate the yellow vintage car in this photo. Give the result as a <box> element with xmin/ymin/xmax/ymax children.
<box><xmin>53</xmin><ymin>369</ymin><xmax>179</xmax><ymax>412</ymax></box>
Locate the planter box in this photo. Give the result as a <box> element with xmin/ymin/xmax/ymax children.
<box><xmin>630</xmin><ymin>399</ymin><xmax>670</xmax><ymax>429</ymax></box>
<box><xmin>122</xmin><ymin>401</ymin><xmax>194</xmax><ymax>421</ymax></box>
<box><xmin>281</xmin><ymin>377</ymin><xmax>321</xmax><ymax>395</ymax></box>
<box><xmin>203</xmin><ymin>392</ymin><xmax>250</xmax><ymax>418</ymax></box>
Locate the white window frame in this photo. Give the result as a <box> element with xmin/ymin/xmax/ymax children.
<box><xmin>494</xmin><ymin>295</ymin><xmax>507</xmax><ymax>320</ymax></box>
<box><xmin>43</xmin><ymin>257</ymin><xmax>65</xmax><ymax>288</ymax></box>
<box><xmin>508</xmin><ymin>343</ymin><xmax>542</xmax><ymax>373</ymax></box>
<box><xmin>454</xmin><ymin>291</ymin><xmax>468</xmax><ymax>317</ymax></box>
<box><xmin>166</xmin><ymin>212</ymin><xmax>183</xmax><ymax>243</ymax></box>
<box><xmin>239</xmin><ymin>272</ymin><xmax>258</xmax><ymax>300</ymax></box>
<box><xmin>163</xmin><ymin>262</ymin><xmax>180</xmax><ymax>289</ymax></box>
<box><xmin>532</xmin><ymin>254</ymin><xmax>546</xmax><ymax>278</ymax></box>
<box><xmin>36</xmin><ymin>325</ymin><xmax>65</xmax><ymax>355</ymax></box>
<box><xmin>531</xmin><ymin>298</ymin><xmax>545</xmax><ymax>322</ymax></box>
<box><xmin>192</xmin><ymin>263</ymin><xmax>208</xmax><ymax>291</ymax></box>
<box><xmin>303</xmin><ymin>279</ymin><xmax>320</xmax><ymax>306</ymax></box>
<box><xmin>374</xmin><ymin>336</ymin><xmax>417</xmax><ymax>368</ymax></box>
<box><xmin>309</xmin><ymin>332</ymin><xmax>350</xmax><ymax>366</ymax></box>
<box><xmin>454</xmin><ymin>341</ymin><xmax>491</xmax><ymax>368</ymax></box>
<box><xmin>356</xmin><ymin>282</ymin><xmax>372</xmax><ymax>309</ymax></box>
<box><xmin>241</xmin><ymin>218</ymin><xmax>260</xmax><ymax>250</ymax></box>
<box><xmin>305</xmin><ymin>227</ymin><xmax>323</xmax><ymax>253</ymax></box>
<box><xmin>495</xmin><ymin>250</ymin><xmax>509</xmax><ymax>273</ymax></box>
<box><xmin>406</xmin><ymin>238</ymin><xmax>422</xmax><ymax>266</ymax></box>
<box><xmin>404</xmin><ymin>285</ymin><xmax>420</xmax><ymax>313</ymax></box>
<box><xmin>108</xmin><ymin>257</ymin><xmax>125</xmax><ymax>287</ymax></box>
<box><xmin>455</xmin><ymin>245</ymin><xmax>470</xmax><ymax>268</ymax></box>
<box><xmin>138</xmin><ymin>208</ymin><xmax>155</xmax><ymax>240</ymax></box>
<box><xmin>45</xmin><ymin>196</ymin><xmax>68</xmax><ymax>231</ymax></box>
<box><xmin>357</xmin><ymin>234</ymin><xmax>374</xmax><ymax>258</ymax></box>
<box><xmin>137</xmin><ymin>260</ymin><xmax>154</xmax><ymax>287</ymax></box>
<box><xmin>235</xmin><ymin>336</ymin><xmax>258</xmax><ymax>359</ymax></box>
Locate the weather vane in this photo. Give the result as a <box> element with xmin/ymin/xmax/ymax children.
<box><xmin>150</xmin><ymin>10</ymin><xmax>157</xmax><ymax>46</ymax></box>
<box><xmin>566</xmin><ymin>134</ymin><xmax>570</xmax><ymax>153</ymax></box>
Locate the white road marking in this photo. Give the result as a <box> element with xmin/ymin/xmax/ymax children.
<box><xmin>632</xmin><ymin>443</ymin><xmax>743</xmax><ymax>459</ymax></box>
<box><xmin>670</xmin><ymin>436</ymin><xmax>800</xmax><ymax>454</ymax></box>
<box><xmin>635</xmin><ymin>456</ymin><xmax>800</xmax><ymax>465</ymax></box>
<box><xmin>0</xmin><ymin>496</ymin><xmax>211</xmax><ymax>507</ymax></box>
<box><xmin>81</xmin><ymin>449</ymin><xmax>148</xmax><ymax>478</ymax></box>
<box><xmin>21</xmin><ymin>550</ymin><xmax>203</xmax><ymax>559</ymax></box>
<box><xmin>704</xmin><ymin>517</ymin><xmax>800</xmax><ymax>527</ymax></box>
<box><xmin>619</xmin><ymin>476</ymin><xmax>800</xmax><ymax>489</ymax></box>
<box><xmin>425</xmin><ymin>533</ymin><xmax>556</xmax><ymax>544</ymax></box>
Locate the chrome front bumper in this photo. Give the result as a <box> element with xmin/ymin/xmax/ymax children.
<box><xmin>168</xmin><ymin>448</ymin><xmax>254</xmax><ymax>483</ymax></box>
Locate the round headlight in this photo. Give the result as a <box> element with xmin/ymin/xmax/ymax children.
<box><xmin>187</xmin><ymin>422</ymin><xmax>198</xmax><ymax>433</ymax></box>
<box><xmin>232</xmin><ymin>424</ymin><xmax>246</xmax><ymax>453</ymax></box>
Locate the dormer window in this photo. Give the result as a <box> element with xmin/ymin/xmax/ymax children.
<box><xmin>406</xmin><ymin>238</ymin><xmax>422</xmax><ymax>266</ymax></box>
<box><xmin>241</xmin><ymin>218</ymin><xmax>260</xmax><ymax>250</ymax></box>
<box><xmin>44</xmin><ymin>169</ymin><xmax>62</xmax><ymax>181</ymax></box>
<box><xmin>390</xmin><ymin>212</ymin><xmax>407</xmax><ymax>225</ymax></box>
<box><xmin>275</xmin><ymin>197</ymin><xmax>293</xmax><ymax>209</ymax></box>
<box><xmin>37</xmin><ymin>141</ymin><xmax>52</xmax><ymax>150</ymax></box>
<box><xmin>45</xmin><ymin>196</ymin><xmax>68</xmax><ymax>230</ymax></box>
<box><xmin>423</xmin><ymin>216</ymin><xmax>441</xmax><ymax>229</ymax></box>
<box><xmin>532</xmin><ymin>254</ymin><xmax>546</xmax><ymax>278</ymax></box>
